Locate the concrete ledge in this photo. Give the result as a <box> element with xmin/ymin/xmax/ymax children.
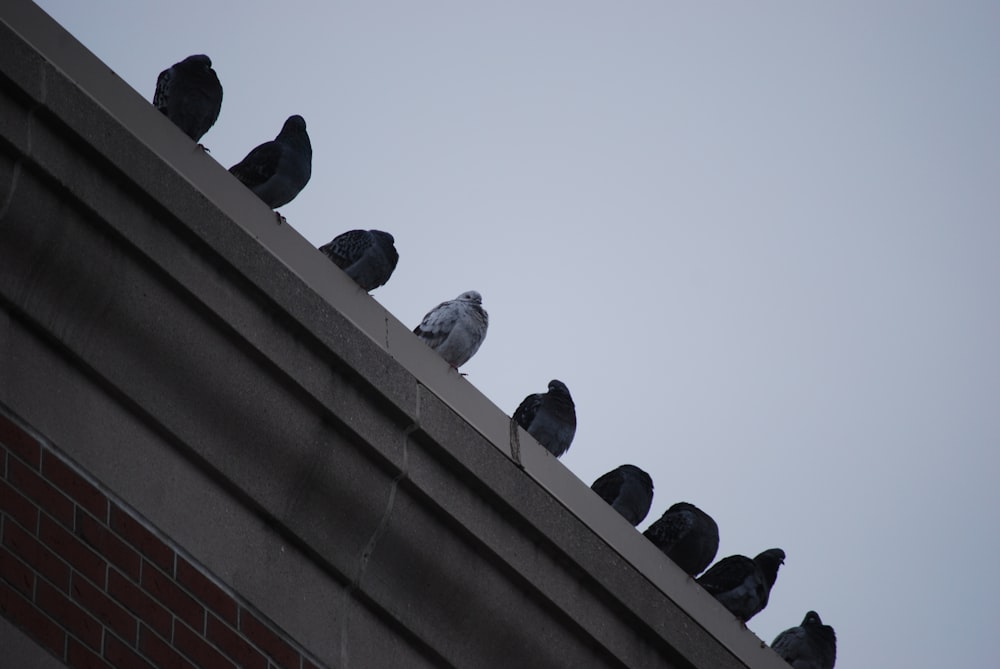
<box><xmin>0</xmin><ymin>2</ymin><xmax>789</xmax><ymax>668</ymax></box>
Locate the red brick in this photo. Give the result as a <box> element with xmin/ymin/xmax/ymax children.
<box><xmin>108</xmin><ymin>569</ymin><xmax>171</xmax><ymax>638</ymax></box>
<box><xmin>110</xmin><ymin>508</ymin><xmax>173</xmax><ymax>572</ymax></box>
<box><xmin>0</xmin><ymin>542</ymin><xmax>34</xmax><ymax>596</ymax></box>
<box><xmin>39</xmin><ymin>514</ymin><xmax>106</xmax><ymax>588</ymax></box>
<box><xmin>139</xmin><ymin>624</ymin><xmax>197</xmax><ymax>669</ymax></box>
<box><xmin>3</xmin><ymin>519</ymin><xmax>71</xmax><ymax>592</ymax></box>
<box><xmin>175</xmin><ymin>620</ymin><xmax>236</xmax><ymax>669</ymax></box>
<box><xmin>36</xmin><ymin>579</ymin><xmax>103</xmax><ymax>651</ymax></box>
<box><xmin>67</xmin><ymin>637</ymin><xmax>112</xmax><ymax>669</ymax></box>
<box><xmin>207</xmin><ymin>613</ymin><xmax>268</xmax><ymax>669</ymax></box>
<box><xmin>0</xmin><ymin>578</ymin><xmax>66</xmax><ymax>658</ymax></box>
<box><xmin>104</xmin><ymin>632</ymin><xmax>154</xmax><ymax>669</ymax></box>
<box><xmin>240</xmin><ymin>609</ymin><xmax>300</xmax><ymax>669</ymax></box>
<box><xmin>71</xmin><ymin>571</ymin><xmax>137</xmax><ymax>644</ymax></box>
<box><xmin>0</xmin><ymin>478</ymin><xmax>40</xmax><ymax>531</ymax></box>
<box><xmin>141</xmin><ymin>560</ymin><xmax>203</xmax><ymax>631</ymax></box>
<box><xmin>76</xmin><ymin>508</ymin><xmax>140</xmax><ymax>581</ymax></box>
<box><xmin>0</xmin><ymin>414</ymin><xmax>40</xmax><ymax>468</ymax></box>
<box><xmin>7</xmin><ymin>457</ymin><xmax>74</xmax><ymax>527</ymax></box>
<box><xmin>43</xmin><ymin>454</ymin><xmax>108</xmax><ymax>520</ymax></box>
<box><xmin>177</xmin><ymin>557</ymin><xmax>237</xmax><ymax>624</ymax></box>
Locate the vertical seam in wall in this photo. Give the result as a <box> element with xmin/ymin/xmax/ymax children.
<box><xmin>0</xmin><ymin>146</ymin><xmax>22</xmax><ymax>223</ymax></box>
<box><xmin>509</xmin><ymin>418</ymin><xmax>524</xmax><ymax>469</ymax></box>
<box><xmin>0</xmin><ymin>59</ymin><xmax>45</xmax><ymax>222</ymax></box>
<box><xmin>339</xmin><ymin>391</ymin><xmax>419</xmax><ymax>669</ymax></box>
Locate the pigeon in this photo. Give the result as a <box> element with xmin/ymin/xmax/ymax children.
<box><xmin>642</xmin><ymin>502</ymin><xmax>719</xmax><ymax>576</ymax></box>
<box><xmin>591</xmin><ymin>465</ymin><xmax>654</xmax><ymax>526</ymax></box>
<box><xmin>513</xmin><ymin>380</ymin><xmax>577</xmax><ymax>458</ymax></box>
<box><xmin>320</xmin><ymin>230</ymin><xmax>399</xmax><ymax>292</ymax></box>
<box><xmin>696</xmin><ymin>548</ymin><xmax>785</xmax><ymax>623</ymax></box>
<box><xmin>229</xmin><ymin>115</ymin><xmax>312</xmax><ymax>219</ymax></box>
<box><xmin>771</xmin><ymin>611</ymin><xmax>837</xmax><ymax>669</ymax></box>
<box><xmin>153</xmin><ymin>54</ymin><xmax>223</xmax><ymax>144</ymax></box>
<box><xmin>413</xmin><ymin>291</ymin><xmax>488</xmax><ymax>370</ymax></box>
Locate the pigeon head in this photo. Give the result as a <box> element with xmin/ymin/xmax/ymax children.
<box><xmin>803</xmin><ymin>611</ymin><xmax>823</xmax><ymax>626</ymax></box>
<box><xmin>278</xmin><ymin>115</ymin><xmax>311</xmax><ymax>149</ymax></box>
<box><xmin>756</xmin><ymin>548</ymin><xmax>786</xmax><ymax>563</ymax></box>
<box><xmin>547</xmin><ymin>380</ymin><xmax>571</xmax><ymax>396</ymax></box>
<box><xmin>755</xmin><ymin>548</ymin><xmax>786</xmax><ymax>586</ymax></box>
<box><xmin>457</xmin><ymin>291</ymin><xmax>482</xmax><ymax>304</ymax></box>
<box><xmin>179</xmin><ymin>54</ymin><xmax>212</xmax><ymax>69</ymax></box>
<box><xmin>667</xmin><ymin>501</ymin><xmax>697</xmax><ymax>513</ymax></box>
<box><xmin>371</xmin><ymin>230</ymin><xmax>395</xmax><ymax>245</ymax></box>
<box><xmin>619</xmin><ymin>464</ymin><xmax>653</xmax><ymax>488</ymax></box>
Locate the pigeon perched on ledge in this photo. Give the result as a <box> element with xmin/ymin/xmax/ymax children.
<box><xmin>153</xmin><ymin>54</ymin><xmax>222</xmax><ymax>144</ymax></box>
<box><xmin>771</xmin><ymin>610</ymin><xmax>837</xmax><ymax>669</ymax></box>
<box><xmin>413</xmin><ymin>291</ymin><xmax>488</xmax><ymax>370</ymax></box>
<box><xmin>513</xmin><ymin>380</ymin><xmax>577</xmax><ymax>458</ymax></box>
<box><xmin>591</xmin><ymin>465</ymin><xmax>654</xmax><ymax>526</ymax></box>
<box><xmin>320</xmin><ymin>229</ymin><xmax>399</xmax><ymax>292</ymax></box>
<box><xmin>642</xmin><ymin>501</ymin><xmax>719</xmax><ymax>576</ymax></box>
<box><xmin>229</xmin><ymin>115</ymin><xmax>312</xmax><ymax>220</ymax></box>
<box><xmin>696</xmin><ymin>548</ymin><xmax>785</xmax><ymax>622</ymax></box>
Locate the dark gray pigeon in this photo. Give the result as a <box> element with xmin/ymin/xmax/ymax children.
<box><xmin>696</xmin><ymin>548</ymin><xmax>785</xmax><ymax>622</ymax></box>
<box><xmin>513</xmin><ymin>380</ymin><xmax>577</xmax><ymax>458</ymax></box>
<box><xmin>771</xmin><ymin>611</ymin><xmax>837</xmax><ymax>669</ymax></box>
<box><xmin>229</xmin><ymin>115</ymin><xmax>312</xmax><ymax>216</ymax></box>
<box><xmin>319</xmin><ymin>230</ymin><xmax>399</xmax><ymax>292</ymax></box>
<box><xmin>413</xmin><ymin>291</ymin><xmax>488</xmax><ymax>370</ymax></box>
<box><xmin>642</xmin><ymin>502</ymin><xmax>719</xmax><ymax>576</ymax></box>
<box><xmin>153</xmin><ymin>54</ymin><xmax>222</xmax><ymax>143</ymax></box>
<box><xmin>591</xmin><ymin>465</ymin><xmax>654</xmax><ymax>526</ymax></box>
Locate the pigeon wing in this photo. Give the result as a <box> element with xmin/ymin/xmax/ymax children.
<box><xmin>696</xmin><ymin>555</ymin><xmax>754</xmax><ymax>595</ymax></box>
<box><xmin>614</xmin><ymin>467</ymin><xmax>654</xmax><ymax>525</ymax></box>
<box><xmin>513</xmin><ymin>393</ymin><xmax>543</xmax><ymax>431</ymax></box>
<box><xmin>153</xmin><ymin>67</ymin><xmax>172</xmax><ymax>113</ymax></box>
<box><xmin>320</xmin><ymin>230</ymin><xmax>372</xmax><ymax>271</ymax></box>
<box><xmin>590</xmin><ymin>469</ymin><xmax>625</xmax><ymax>505</ymax></box>
<box><xmin>229</xmin><ymin>141</ymin><xmax>282</xmax><ymax>189</ymax></box>
<box><xmin>643</xmin><ymin>508</ymin><xmax>695</xmax><ymax>551</ymax></box>
<box><xmin>413</xmin><ymin>301</ymin><xmax>460</xmax><ymax>350</ymax></box>
<box><xmin>178</xmin><ymin>69</ymin><xmax>222</xmax><ymax>142</ymax></box>
<box><xmin>351</xmin><ymin>232</ymin><xmax>399</xmax><ymax>290</ymax></box>
<box><xmin>372</xmin><ymin>231</ymin><xmax>400</xmax><ymax>276</ymax></box>
<box><xmin>771</xmin><ymin>626</ymin><xmax>807</xmax><ymax>661</ymax></box>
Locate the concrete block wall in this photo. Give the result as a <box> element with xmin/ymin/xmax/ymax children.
<box><xmin>0</xmin><ymin>411</ymin><xmax>324</xmax><ymax>669</ymax></box>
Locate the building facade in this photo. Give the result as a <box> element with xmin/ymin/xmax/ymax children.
<box><xmin>0</xmin><ymin>2</ymin><xmax>788</xmax><ymax>667</ymax></box>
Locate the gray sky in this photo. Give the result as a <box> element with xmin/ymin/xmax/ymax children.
<box><xmin>35</xmin><ymin>1</ymin><xmax>1000</xmax><ymax>666</ymax></box>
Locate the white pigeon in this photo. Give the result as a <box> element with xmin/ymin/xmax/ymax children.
<box><xmin>413</xmin><ymin>291</ymin><xmax>488</xmax><ymax>370</ymax></box>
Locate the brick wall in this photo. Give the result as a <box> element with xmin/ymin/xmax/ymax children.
<box><xmin>0</xmin><ymin>412</ymin><xmax>325</xmax><ymax>669</ymax></box>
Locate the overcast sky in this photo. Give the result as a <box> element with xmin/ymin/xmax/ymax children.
<box><xmin>34</xmin><ymin>1</ymin><xmax>1000</xmax><ymax>666</ymax></box>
